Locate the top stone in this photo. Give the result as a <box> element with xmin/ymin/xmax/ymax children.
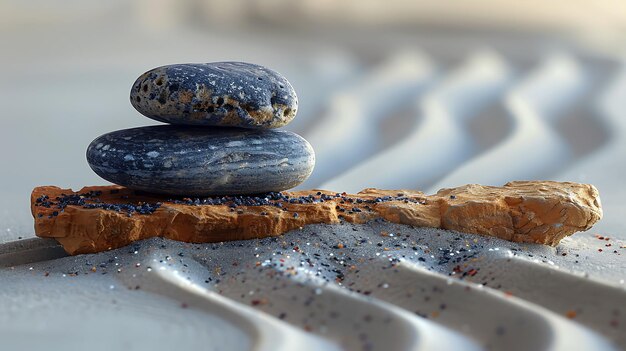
<box><xmin>130</xmin><ymin>62</ymin><xmax>298</xmax><ymax>129</ymax></box>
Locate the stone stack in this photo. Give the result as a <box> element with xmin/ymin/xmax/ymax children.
<box><xmin>86</xmin><ymin>62</ymin><xmax>314</xmax><ymax>196</ymax></box>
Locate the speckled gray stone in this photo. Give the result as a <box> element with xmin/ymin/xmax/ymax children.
<box><xmin>130</xmin><ymin>62</ymin><xmax>298</xmax><ymax>129</ymax></box>
<box><xmin>86</xmin><ymin>126</ymin><xmax>315</xmax><ymax>196</ymax></box>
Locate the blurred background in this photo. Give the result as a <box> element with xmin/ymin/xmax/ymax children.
<box><xmin>1</xmin><ymin>0</ymin><xmax>626</xmax><ymax>242</ymax></box>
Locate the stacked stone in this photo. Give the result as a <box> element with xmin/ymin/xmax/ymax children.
<box><xmin>86</xmin><ymin>62</ymin><xmax>314</xmax><ymax>196</ymax></box>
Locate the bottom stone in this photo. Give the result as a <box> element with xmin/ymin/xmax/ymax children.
<box><xmin>31</xmin><ymin>181</ymin><xmax>602</xmax><ymax>255</ymax></box>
